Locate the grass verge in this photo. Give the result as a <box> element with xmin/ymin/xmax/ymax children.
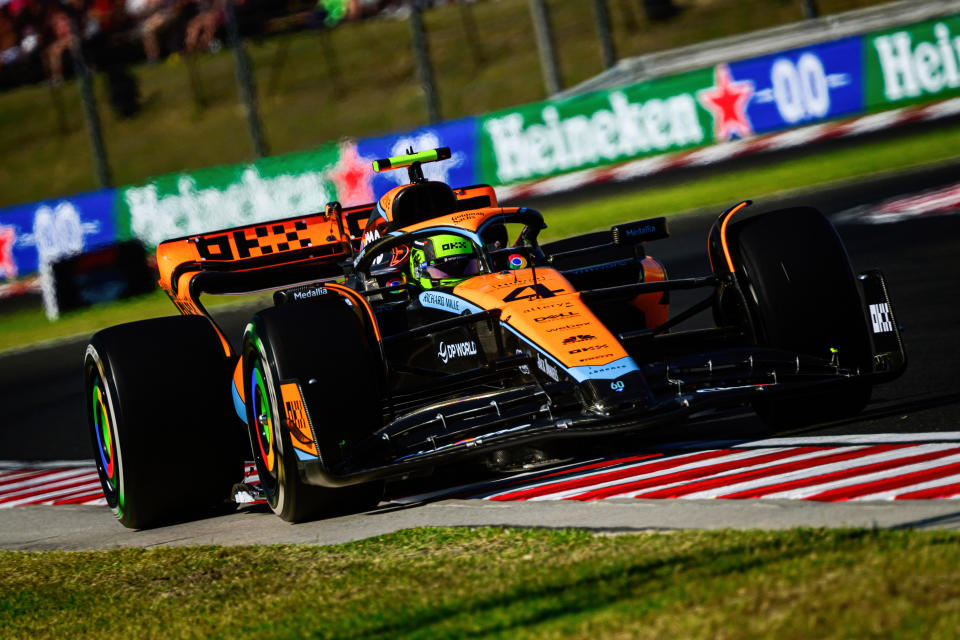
<box><xmin>2</xmin><ymin>527</ymin><xmax>959</xmax><ymax>639</ymax></box>
<box><xmin>0</xmin><ymin>289</ymin><xmax>272</xmax><ymax>353</ymax></box>
<box><xmin>538</xmin><ymin>122</ymin><xmax>960</xmax><ymax>240</ymax></box>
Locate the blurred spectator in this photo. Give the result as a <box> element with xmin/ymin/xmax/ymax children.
<box><xmin>43</xmin><ymin>3</ymin><xmax>77</xmax><ymax>81</ymax></box>
<box><xmin>12</xmin><ymin>0</ymin><xmax>45</xmax><ymax>66</ymax></box>
<box><xmin>349</xmin><ymin>0</ymin><xmax>405</xmax><ymax>21</ymax></box>
<box><xmin>0</xmin><ymin>0</ymin><xmax>442</xmax><ymax>92</ymax></box>
<box><xmin>183</xmin><ymin>0</ymin><xmax>222</xmax><ymax>53</ymax></box>
<box><xmin>126</xmin><ymin>0</ymin><xmax>184</xmax><ymax>61</ymax></box>
<box><xmin>643</xmin><ymin>0</ymin><xmax>678</xmax><ymax>21</ymax></box>
<box><xmin>88</xmin><ymin>0</ymin><xmax>132</xmax><ymax>34</ymax></box>
<box><xmin>0</xmin><ymin>5</ymin><xmax>22</xmax><ymax>68</ymax></box>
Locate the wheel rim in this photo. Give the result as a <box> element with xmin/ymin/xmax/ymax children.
<box><xmin>251</xmin><ymin>360</ymin><xmax>279</xmax><ymax>495</ymax></box>
<box><xmin>91</xmin><ymin>373</ymin><xmax>122</xmax><ymax>514</ymax></box>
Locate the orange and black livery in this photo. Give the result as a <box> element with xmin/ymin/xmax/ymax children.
<box><xmin>84</xmin><ymin>147</ymin><xmax>906</xmax><ymax>528</ymax></box>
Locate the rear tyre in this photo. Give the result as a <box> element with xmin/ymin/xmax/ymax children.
<box><xmin>243</xmin><ymin>298</ymin><xmax>384</xmax><ymax>523</ymax></box>
<box><xmin>84</xmin><ymin>316</ymin><xmax>244</xmax><ymax>529</ymax></box>
<box><xmin>728</xmin><ymin>207</ymin><xmax>872</xmax><ymax>428</ymax></box>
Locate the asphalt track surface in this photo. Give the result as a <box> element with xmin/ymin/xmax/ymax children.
<box><xmin>2</xmin><ymin>160</ymin><xmax>960</xmax><ymax>548</ymax></box>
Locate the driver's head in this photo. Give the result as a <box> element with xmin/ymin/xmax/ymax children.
<box><xmin>410</xmin><ymin>234</ymin><xmax>480</xmax><ymax>289</ymax></box>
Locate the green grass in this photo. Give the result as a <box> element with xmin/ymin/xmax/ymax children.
<box><xmin>539</xmin><ymin>122</ymin><xmax>960</xmax><ymax>241</ymax></box>
<box><xmin>0</xmin><ymin>289</ymin><xmax>272</xmax><ymax>352</ymax></box>
<box><xmin>0</xmin><ymin>0</ymin><xmax>888</xmax><ymax>208</ymax></box>
<box><xmin>2</xmin><ymin>120</ymin><xmax>958</xmax><ymax>353</ymax></box>
<box><xmin>2</xmin><ymin>527</ymin><xmax>959</xmax><ymax>639</ymax></box>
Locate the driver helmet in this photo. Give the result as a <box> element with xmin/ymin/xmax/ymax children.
<box><xmin>410</xmin><ymin>234</ymin><xmax>480</xmax><ymax>289</ymax></box>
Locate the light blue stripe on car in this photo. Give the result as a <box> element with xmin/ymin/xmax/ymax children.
<box><xmin>500</xmin><ymin>323</ymin><xmax>639</xmax><ymax>382</ymax></box>
<box><xmin>231</xmin><ymin>380</ymin><xmax>246</xmax><ymax>422</ymax></box>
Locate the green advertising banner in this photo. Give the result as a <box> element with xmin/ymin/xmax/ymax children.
<box><xmin>478</xmin><ymin>68</ymin><xmax>718</xmax><ymax>185</ymax></box>
<box><xmin>115</xmin><ymin>143</ymin><xmax>342</xmax><ymax>247</ymax></box>
<box><xmin>866</xmin><ymin>14</ymin><xmax>960</xmax><ymax>110</ymax></box>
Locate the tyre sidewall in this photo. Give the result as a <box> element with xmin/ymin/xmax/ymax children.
<box><xmin>728</xmin><ymin>208</ymin><xmax>873</xmax><ymax>426</ymax></box>
<box><xmin>84</xmin><ymin>316</ymin><xmax>242</xmax><ymax>529</ymax></box>
<box><xmin>243</xmin><ymin>326</ymin><xmax>299</xmax><ymax>520</ymax></box>
<box><xmin>731</xmin><ymin>207</ymin><xmax>870</xmax><ymax>369</ymax></box>
<box><xmin>85</xmin><ymin>342</ymin><xmax>129</xmax><ymax>521</ymax></box>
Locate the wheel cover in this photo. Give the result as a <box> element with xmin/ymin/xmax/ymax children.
<box><xmin>91</xmin><ymin>374</ymin><xmax>122</xmax><ymax>515</ymax></box>
<box><xmin>251</xmin><ymin>363</ymin><xmax>276</xmax><ymax>475</ymax></box>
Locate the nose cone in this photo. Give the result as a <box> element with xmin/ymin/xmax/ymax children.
<box><xmin>580</xmin><ymin>371</ymin><xmax>649</xmax><ymax>415</ymax></box>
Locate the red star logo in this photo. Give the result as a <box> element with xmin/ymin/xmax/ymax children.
<box><xmin>329</xmin><ymin>143</ymin><xmax>375</xmax><ymax>206</ymax></box>
<box><xmin>0</xmin><ymin>225</ymin><xmax>17</xmax><ymax>280</ymax></box>
<box><xmin>697</xmin><ymin>64</ymin><xmax>754</xmax><ymax>141</ymax></box>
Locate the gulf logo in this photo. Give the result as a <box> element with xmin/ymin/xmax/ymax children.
<box><xmin>508</xmin><ymin>254</ymin><xmax>527</xmax><ymax>269</ymax></box>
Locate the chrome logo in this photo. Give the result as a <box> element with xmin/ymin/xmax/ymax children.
<box><xmin>508</xmin><ymin>254</ymin><xmax>527</xmax><ymax>269</ymax></box>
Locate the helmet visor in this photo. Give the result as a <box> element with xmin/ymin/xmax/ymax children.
<box><xmin>424</xmin><ymin>255</ymin><xmax>480</xmax><ymax>281</ymax></box>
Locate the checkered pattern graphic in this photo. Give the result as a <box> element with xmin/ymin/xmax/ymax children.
<box><xmin>870</xmin><ymin>303</ymin><xmax>894</xmax><ymax>333</ymax></box>
<box><xmin>240</xmin><ymin>221</ymin><xmax>311</xmax><ymax>257</ymax></box>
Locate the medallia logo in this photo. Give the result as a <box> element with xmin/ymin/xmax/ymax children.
<box><xmin>291</xmin><ymin>287</ymin><xmax>327</xmax><ymax>300</ymax></box>
<box><xmin>438</xmin><ymin>340</ymin><xmax>478</xmax><ymax>364</ymax></box>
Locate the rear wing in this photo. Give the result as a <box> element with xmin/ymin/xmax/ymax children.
<box><xmin>156</xmin><ymin>202</ymin><xmax>375</xmax><ymax>314</ymax></box>
<box><xmin>156</xmin><ymin>184</ymin><xmax>499</xmax><ymax>309</ymax></box>
<box><xmin>155</xmin><ymin>183</ymin><xmax>501</xmax><ymax>353</ymax></box>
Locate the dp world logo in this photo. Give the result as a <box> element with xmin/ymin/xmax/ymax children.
<box><xmin>610</xmin><ymin>380</ymin><xmax>625</xmax><ymax>392</ymax></box>
<box><xmin>437</xmin><ymin>340</ymin><xmax>478</xmax><ymax>364</ymax></box>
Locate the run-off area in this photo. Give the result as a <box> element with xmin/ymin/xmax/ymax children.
<box><xmin>5</xmin><ymin>432</ymin><xmax>960</xmax><ymax>509</ymax></box>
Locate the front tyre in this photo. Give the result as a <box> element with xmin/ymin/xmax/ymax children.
<box><xmin>728</xmin><ymin>207</ymin><xmax>872</xmax><ymax>428</ymax></box>
<box><xmin>243</xmin><ymin>298</ymin><xmax>384</xmax><ymax>523</ymax></box>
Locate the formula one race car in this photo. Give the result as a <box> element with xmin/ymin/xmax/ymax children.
<box><xmin>84</xmin><ymin>148</ymin><xmax>906</xmax><ymax>528</ymax></box>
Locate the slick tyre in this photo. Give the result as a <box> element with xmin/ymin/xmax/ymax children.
<box><xmin>84</xmin><ymin>316</ymin><xmax>244</xmax><ymax>529</ymax></box>
<box><xmin>728</xmin><ymin>207</ymin><xmax>872</xmax><ymax>428</ymax></box>
<box><xmin>243</xmin><ymin>298</ymin><xmax>384</xmax><ymax>523</ymax></box>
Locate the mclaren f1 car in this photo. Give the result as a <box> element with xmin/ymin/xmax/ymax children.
<box><xmin>84</xmin><ymin>147</ymin><xmax>906</xmax><ymax>527</ymax></box>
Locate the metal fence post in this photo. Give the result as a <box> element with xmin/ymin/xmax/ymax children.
<box><xmin>459</xmin><ymin>0</ymin><xmax>485</xmax><ymax>68</ymax></box>
<box><xmin>66</xmin><ymin>9</ymin><xmax>111</xmax><ymax>188</ymax></box>
<box><xmin>592</xmin><ymin>0</ymin><xmax>617</xmax><ymax>70</ymax></box>
<box><xmin>409</xmin><ymin>0</ymin><xmax>441</xmax><ymax>124</ymax></box>
<box><xmin>528</xmin><ymin>0</ymin><xmax>561</xmax><ymax>95</ymax></box>
<box><xmin>224</xmin><ymin>0</ymin><xmax>269</xmax><ymax>158</ymax></box>
<box><xmin>617</xmin><ymin>0</ymin><xmax>639</xmax><ymax>32</ymax></box>
<box><xmin>802</xmin><ymin>0</ymin><xmax>819</xmax><ymax>19</ymax></box>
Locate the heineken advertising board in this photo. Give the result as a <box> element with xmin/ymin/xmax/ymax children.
<box><xmin>0</xmin><ymin>190</ymin><xmax>118</xmax><ymax>281</ymax></box>
<box><xmin>727</xmin><ymin>36</ymin><xmax>864</xmax><ymax>134</ymax></box>
<box><xmin>866</xmin><ymin>15</ymin><xmax>960</xmax><ymax>109</ymax></box>
<box><xmin>115</xmin><ymin>144</ymin><xmax>341</xmax><ymax>247</ymax></box>
<box><xmin>478</xmin><ymin>35</ymin><xmax>867</xmax><ymax>185</ymax></box>
<box><xmin>478</xmin><ymin>69</ymin><xmax>712</xmax><ymax>185</ymax></box>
